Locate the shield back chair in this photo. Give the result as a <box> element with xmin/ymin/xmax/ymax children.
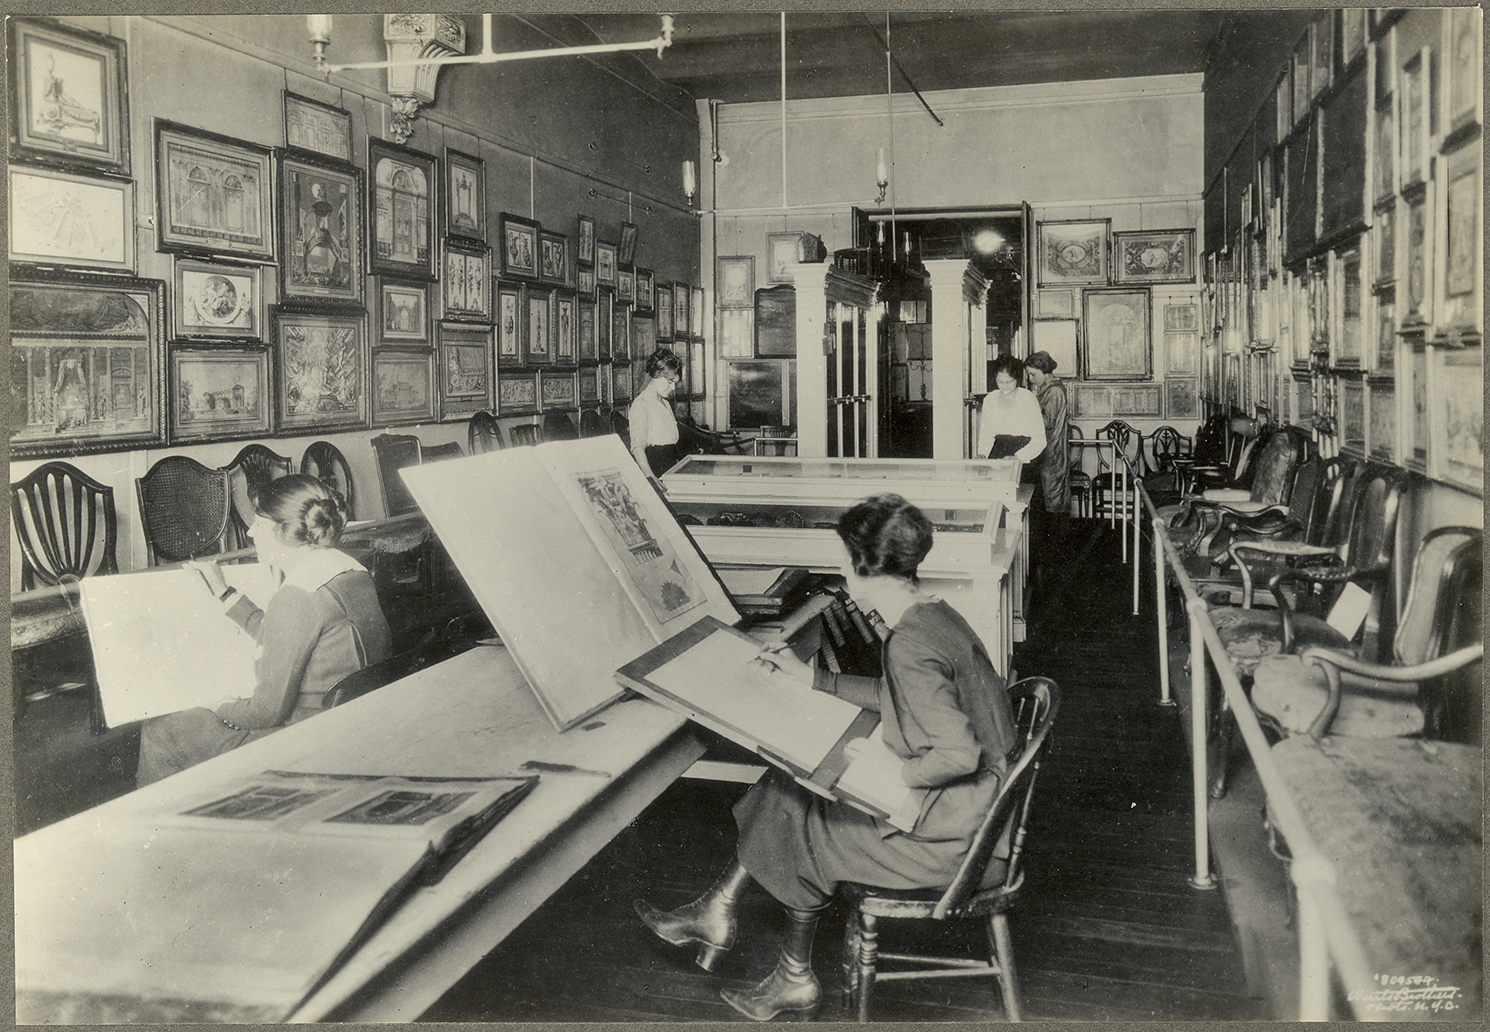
<box><xmin>370</xmin><ymin>432</ymin><xmax>425</xmax><ymax>517</ymax></box>
<box><xmin>300</xmin><ymin>441</ymin><xmax>356</xmax><ymax>519</ymax></box>
<box><xmin>578</xmin><ymin>408</ymin><xmax>607</xmax><ymax>438</ymax></box>
<box><xmin>1091</xmin><ymin>420</ymin><xmax>1145</xmax><ymax>521</ymax></box>
<box><xmin>468</xmin><ymin>410</ymin><xmax>505</xmax><ymax>454</ymax></box>
<box><xmin>1251</xmin><ymin>527</ymin><xmax>1482</xmax><ymax>743</ymax></box>
<box><xmin>225</xmin><ymin>444</ymin><xmax>293</xmax><ymax>546</ymax></box>
<box><xmin>1167</xmin><ymin>413</ymin><xmax>1229</xmax><ymax>496</ymax></box>
<box><xmin>838</xmin><ymin>677</ymin><xmax>1060</xmax><ymax>1022</ymax></box>
<box><xmin>541</xmin><ymin>410</ymin><xmax>580</xmax><ymax>442</ymax></box>
<box><xmin>1144</xmin><ymin>425</ymin><xmax>1190</xmax><ymax>509</ymax></box>
<box><xmin>1066</xmin><ymin>424</ymin><xmax>1092</xmax><ymax>518</ymax></box>
<box><xmin>422</xmin><ymin>441</ymin><xmax>464</xmax><ymax>462</ymax></box>
<box><xmin>12</xmin><ymin>462</ymin><xmax>119</xmax><ymax>590</ymax></box>
<box><xmin>135</xmin><ymin>456</ymin><xmax>236</xmax><ymax>566</ymax></box>
<box><xmin>509</xmin><ymin>423</ymin><xmax>542</xmax><ymax>447</ymax></box>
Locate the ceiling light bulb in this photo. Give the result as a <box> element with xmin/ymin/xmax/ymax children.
<box><xmin>973</xmin><ymin>229</ymin><xmax>1005</xmax><ymax>254</ymax></box>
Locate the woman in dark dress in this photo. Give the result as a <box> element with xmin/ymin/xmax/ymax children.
<box><xmin>634</xmin><ymin>493</ymin><xmax>1018</xmax><ymax>1020</ymax></box>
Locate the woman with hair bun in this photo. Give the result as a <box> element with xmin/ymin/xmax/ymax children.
<box><xmin>136</xmin><ymin>474</ymin><xmax>392</xmax><ymax>786</ymax></box>
<box><xmin>629</xmin><ymin>347</ymin><xmax>685</xmax><ymax>477</ymax></box>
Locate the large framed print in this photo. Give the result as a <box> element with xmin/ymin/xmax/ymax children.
<box><xmin>441</xmin><ymin>239</ymin><xmax>491</xmax><ymax>322</ymax></box>
<box><xmin>555</xmin><ymin>292</ymin><xmax>576</xmax><ymax>362</ymax></box>
<box><xmin>617</xmin><ymin>266</ymin><xmax>635</xmax><ymax>304</ymax></box>
<box><xmin>1037</xmin><ymin>220</ymin><xmax>1109</xmax><ymax>286</ymax></box>
<box><xmin>540</xmin><ymin>230</ymin><xmax>568</xmax><ymax>286</ymax></box>
<box><xmin>280</xmin><ymin>150</ymin><xmax>363</xmax><ymax>304</ymax></box>
<box><xmin>9</xmin><ymin>165</ymin><xmax>134</xmax><ymax>271</ymax></box>
<box><xmin>368</xmin><ymin>138</ymin><xmax>436</xmax><ymax>279</ymax></box>
<box><xmin>283</xmin><ymin>92</ymin><xmax>351</xmax><ymax>162</ymax></box>
<box><xmin>596</xmin><ymin>240</ymin><xmax>618</xmax><ymax>287</ymax></box>
<box><xmin>1430</xmin><ymin>347</ymin><xmax>1483</xmax><ymax>494</ymax></box>
<box><xmin>444</xmin><ymin>148</ymin><xmax>484</xmax><ymax>240</ymax></box>
<box><xmin>10</xmin><ymin>271</ymin><xmax>165</xmax><ymax>458</ymax></box>
<box><xmin>1399</xmin><ymin>50</ymin><xmax>1430</xmax><ymax>190</ymax></box>
<box><xmin>155</xmin><ymin>120</ymin><xmax>273</xmax><ymax>260</ymax></box>
<box><xmin>1368</xmin><ymin>382</ymin><xmax>1397</xmax><ymax>463</ymax></box>
<box><xmin>168</xmin><ymin>345</ymin><xmax>271</xmax><ymax>443</ymax></box>
<box><xmin>1081</xmin><ymin>289</ymin><xmax>1152</xmax><ymax>380</ymax></box>
<box><xmin>499</xmin><ymin>212</ymin><xmax>540</xmax><ymax>282</ymax></box>
<box><xmin>576</xmin><ymin>215</ymin><xmax>596</xmax><ymax>266</ymax></box>
<box><xmin>496</xmin><ymin>281</ymin><xmax>523</xmax><ymax>363</ymax></box>
<box><xmin>378</xmin><ymin>278</ymin><xmax>430</xmax><ymax>345</ymax></box>
<box><xmin>173</xmin><ymin>257</ymin><xmax>264</xmax><ymax>341</ymax></box>
<box><xmin>539</xmin><ymin>369</ymin><xmax>577</xmax><ymax>411</ymax></box>
<box><xmin>1443</xmin><ymin>7</ymin><xmax>1482</xmax><ymax>142</ymax></box>
<box><xmin>526</xmin><ymin>287</ymin><xmax>552</xmax><ymax>365</ymax></box>
<box><xmin>718</xmin><ymin>255</ymin><xmax>755</xmax><ymax>307</ymax></box>
<box><xmin>635</xmin><ymin>267</ymin><xmax>655</xmax><ymax>312</ymax></box>
<box><xmin>1435</xmin><ymin>141</ymin><xmax>1481</xmax><ymax>338</ymax></box>
<box><xmin>656</xmin><ymin>280</ymin><xmax>674</xmax><ymax>338</ymax></box>
<box><xmin>9</xmin><ymin>19</ymin><xmax>129</xmax><ymax>173</ymax></box>
<box><xmin>373</xmin><ymin>349</ymin><xmax>435</xmax><ymax>427</ymax></box>
<box><xmin>673</xmin><ymin>282</ymin><xmax>691</xmax><ymax>341</ymax></box>
<box><xmin>1401</xmin><ymin>182</ymin><xmax>1433</xmax><ymax>330</ymax></box>
<box><xmin>1114</xmin><ymin>230</ymin><xmax>1195</xmax><ymax>285</ymax></box>
<box><xmin>578</xmin><ymin>299</ymin><xmax>596</xmax><ymax>360</ymax></box>
<box><xmin>438</xmin><ymin>324</ymin><xmax>494</xmax><ymax>420</ymax></box>
<box><xmin>273</xmin><ymin>308</ymin><xmax>368</xmax><ymax>431</ymax></box>
<box><xmin>497</xmin><ymin>370</ymin><xmax>539</xmax><ymax>416</ymax></box>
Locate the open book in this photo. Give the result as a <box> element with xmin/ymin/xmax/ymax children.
<box><xmin>15</xmin><ymin>772</ymin><xmax>536</xmax><ymax>1023</ymax></box>
<box><xmin>80</xmin><ymin>563</ymin><xmax>284</xmax><ymax>727</ymax></box>
<box><xmin>616</xmin><ymin>616</ymin><xmax>926</xmax><ymax>832</ymax></box>
<box><xmin>403</xmin><ymin>437</ymin><xmax>740</xmax><ymax>731</ymax></box>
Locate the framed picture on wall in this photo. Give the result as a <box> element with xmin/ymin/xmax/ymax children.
<box><xmin>691</xmin><ymin>286</ymin><xmax>705</xmax><ymax>338</ymax></box>
<box><xmin>718</xmin><ymin>307</ymin><xmax>754</xmax><ymax>358</ymax></box>
<box><xmin>656</xmin><ymin>281</ymin><xmax>673</xmax><ymax>338</ymax></box>
<box><xmin>525</xmin><ymin>287</ymin><xmax>552</xmax><ymax>364</ymax></box>
<box><xmin>9</xmin><ymin>165</ymin><xmax>135</xmax><ymax>271</ymax></box>
<box><xmin>172</xmin><ymin>257</ymin><xmax>264</xmax><ymax>341</ymax></box>
<box><xmin>377</xmin><ymin>278</ymin><xmax>430</xmax><ymax>346</ymax></box>
<box><xmin>540</xmin><ymin>369</ymin><xmax>577</xmax><ymax>411</ymax></box>
<box><xmin>578</xmin><ymin>298</ymin><xmax>596</xmax><ymax>360</ymax></box>
<box><xmin>1274</xmin><ymin>72</ymin><xmax>1292</xmax><ymax>142</ymax></box>
<box><xmin>9</xmin><ymin>18</ymin><xmax>130</xmax><ymax>172</ymax></box>
<box><xmin>596</xmin><ymin>240</ymin><xmax>618</xmax><ymax>287</ymax></box>
<box><xmin>437</xmin><ymin>324</ymin><xmax>493</xmax><ymax>420</ymax></box>
<box><xmin>579</xmin><ymin>366</ymin><xmax>599</xmax><ymax>404</ymax></box>
<box><xmin>367</xmin><ymin>138</ymin><xmax>437</xmax><ymax>280</ymax></box>
<box><xmin>1340</xmin><ymin>8</ymin><xmax>1367</xmax><ymax>69</ymax></box>
<box><xmin>635</xmin><ymin>267</ymin><xmax>655</xmax><ymax>312</ymax></box>
<box><xmin>1291</xmin><ymin>32</ymin><xmax>1312</xmax><ymax>127</ymax></box>
<box><xmin>1401</xmin><ymin>182</ymin><xmax>1433</xmax><ymax>330</ymax></box>
<box><xmin>496</xmin><ymin>281</ymin><xmax>523</xmax><ymax>363</ymax></box>
<box><xmin>168</xmin><ymin>344</ymin><xmax>271</xmax><ymax>443</ymax></box>
<box><xmin>1443</xmin><ymin>7</ymin><xmax>1483</xmax><ymax>141</ymax></box>
<box><xmin>1402</xmin><ymin>344</ymin><xmax>1429</xmax><ymax>471</ymax></box>
<box><xmin>617</xmin><ymin>266</ymin><xmax>635</xmax><ymax>304</ymax></box>
<box><xmin>1430</xmin><ymin>347</ymin><xmax>1483</xmax><ymax>494</ymax></box>
<box><xmin>633</xmin><ymin>313</ymin><xmax>656</xmax><ymax>358</ymax></box>
<box><xmin>555</xmin><ymin>291</ymin><xmax>576</xmax><ymax>362</ymax></box>
<box><xmin>672</xmin><ymin>282</ymin><xmax>691</xmax><ymax>340</ymax></box>
<box><xmin>1309</xmin><ymin>11</ymin><xmax>1334</xmax><ymax>100</ymax></box>
<box><xmin>1340</xmin><ymin>374</ymin><xmax>1366</xmax><ymax>455</ymax></box>
<box><xmin>497</xmin><ymin>370</ymin><xmax>539</xmax><ymax>416</ymax></box>
<box><xmin>1031</xmin><ymin>320</ymin><xmax>1078</xmax><ymax>377</ymax></box>
<box><xmin>279</xmin><ymin>149</ymin><xmax>363</xmax><ymax>304</ymax></box>
<box><xmin>1081</xmin><ymin>289</ymin><xmax>1152</xmax><ymax>380</ymax></box>
<box><xmin>441</xmin><ymin>239</ymin><xmax>491</xmax><ymax>322</ymax></box>
<box><xmin>1435</xmin><ymin>140</ymin><xmax>1482</xmax><ymax>337</ymax></box>
<box><xmin>597</xmin><ymin>290</ymin><xmax>612</xmax><ymax>361</ymax></box>
<box><xmin>767</xmin><ymin>233</ymin><xmax>800</xmax><ymax>283</ymax></box>
<box><xmin>577</xmin><ymin>265</ymin><xmax>596</xmax><ymax>298</ymax></box>
<box><xmin>273</xmin><ymin>307</ymin><xmax>368</xmax><ymax>431</ymax></box>
<box><xmin>1036</xmin><ymin>288</ymin><xmax>1075</xmax><ymax>319</ymax></box>
<box><xmin>1373</xmin><ymin>202</ymin><xmax>1395</xmax><ymax>287</ymax></box>
<box><xmin>1369</xmin><ymin>381</ymin><xmax>1397</xmax><ymax>463</ymax></box>
<box><xmin>618</xmin><ymin>221</ymin><xmax>639</xmax><ymax>266</ymax></box>
<box><xmin>1037</xmin><ymin>220</ymin><xmax>1109</xmax><ymax>286</ymax></box>
<box><xmin>498</xmin><ymin>212</ymin><xmax>540</xmax><ymax>282</ymax></box>
<box><xmin>540</xmin><ymin>230</ymin><xmax>568</xmax><ymax>286</ymax></box>
<box><xmin>612</xmin><ymin>297</ymin><xmax>631</xmax><ymax>360</ymax></box>
<box><xmin>1165</xmin><ymin>378</ymin><xmax>1199</xmax><ymax>420</ymax></box>
<box><xmin>372</xmin><ymin>349</ymin><xmax>435</xmax><ymax>426</ymax></box>
<box><xmin>717</xmin><ymin>255</ymin><xmax>756</xmax><ymax>307</ymax></box>
<box><xmin>1164</xmin><ymin>329</ymin><xmax>1199</xmax><ymax>377</ymax></box>
<box><xmin>444</xmin><ymin>148</ymin><xmax>485</xmax><ymax>241</ymax></box>
<box><xmin>1399</xmin><ymin>49</ymin><xmax>1430</xmax><ymax>189</ymax></box>
<box><xmin>284</xmin><ymin>91</ymin><xmax>351</xmax><ymax>162</ymax></box>
<box><xmin>576</xmin><ymin>215</ymin><xmax>595</xmax><ymax>265</ymax></box>
<box><xmin>1113</xmin><ymin>230</ymin><xmax>1195</xmax><ymax>284</ymax></box>
<box><xmin>611</xmin><ymin>362</ymin><xmax>632</xmax><ymax>403</ymax></box>
<box><xmin>155</xmin><ymin>120</ymin><xmax>274</xmax><ymax>260</ymax></box>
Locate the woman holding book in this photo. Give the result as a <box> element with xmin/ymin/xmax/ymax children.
<box><xmin>977</xmin><ymin>353</ymin><xmax>1046</xmax><ymax>464</ymax></box>
<box><xmin>628</xmin><ymin>347</ymin><xmax>685</xmax><ymax>477</ymax></box>
<box><xmin>136</xmin><ymin>475</ymin><xmax>392</xmax><ymax>787</ymax></box>
<box><xmin>634</xmin><ymin>493</ymin><xmax>1018</xmax><ymax>1021</ymax></box>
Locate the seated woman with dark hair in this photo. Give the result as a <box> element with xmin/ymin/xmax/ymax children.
<box><xmin>136</xmin><ymin>474</ymin><xmax>392</xmax><ymax>786</ymax></box>
<box><xmin>634</xmin><ymin>493</ymin><xmax>1018</xmax><ymax>1021</ymax></box>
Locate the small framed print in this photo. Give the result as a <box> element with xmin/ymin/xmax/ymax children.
<box><xmin>156</xmin><ymin>121</ymin><xmax>275</xmax><ymax>261</ymax></box>
<box><xmin>540</xmin><ymin>369</ymin><xmax>577</xmax><ymax>411</ymax></box>
<box><xmin>689</xmin><ymin>334</ymin><xmax>706</xmax><ymax>398</ymax></box>
<box><xmin>1113</xmin><ymin>230</ymin><xmax>1195</xmax><ymax>284</ymax></box>
<box><xmin>1403</xmin><ymin>343</ymin><xmax>1429</xmax><ymax>471</ymax></box>
<box><xmin>9</xmin><ymin>165</ymin><xmax>135</xmax><ymax>271</ymax></box>
<box><xmin>1435</xmin><ymin>141</ymin><xmax>1481</xmax><ymax>338</ymax></box>
<box><xmin>540</xmin><ymin>230</ymin><xmax>568</xmax><ymax>285</ymax></box>
<box><xmin>618</xmin><ymin>221</ymin><xmax>639</xmax><ymax>266</ymax></box>
<box><xmin>579</xmin><ymin>366</ymin><xmax>599</xmax><ymax>404</ymax></box>
<box><xmin>1291</xmin><ymin>33</ymin><xmax>1312</xmax><ymax>126</ymax></box>
<box><xmin>717</xmin><ymin>255</ymin><xmax>756</xmax><ymax>308</ymax></box>
<box><xmin>578</xmin><ymin>265</ymin><xmax>596</xmax><ymax>299</ymax></box>
<box><xmin>284</xmin><ymin>91</ymin><xmax>351</xmax><ymax>162</ymax></box>
<box><xmin>1340</xmin><ymin>375</ymin><xmax>1366</xmax><ymax>456</ymax></box>
<box><xmin>612</xmin><ymin>362</ymin><xmax>633</xmax><ymax>403</ymax></box>
<box><xmin>373</xmin><ymin>349</ymin><xmax>435</xmax><ymax>427</ymax></box>
<box><xmin>444</xmin><ymin>148</ymin><xmax>485</xmax><ymax>241</ymax></box>
<box><xmin>633</xmin><ymin>314</ymin><xmax>656</xmax><ymax>357</ymax></box>
<box><xmin>9</xmin><ymin>19</ymin><xmax>129</xmax><ymax>173</ymax></box>
<box><xmin>1165</xmin><ymin>378</ymin><xmax>1198</xmax><ymax>420</ymax></box>
<box><xmin>437</xmin><ymin>323</ymin><xmax>494</xmax><ymax>420</ymax></box>
<box><xmin>1375</xmin><ymin>296</ymin><xmax>1396</xmax><ymax>371</ymax></box>
<box><xmin>555</xmin><ymin>291</ymin><xmax>576</xmax><ymax>362</ymax></box>
<box><xmin>1275</xmin><ymin>72</ymin><xmax>1292</xmax><ymax>143</ymax></box>
<box><xmin>617</xmin><ymin>266</ymin><xmax>635</xmax><ymax>304</ymax></box>
<box><xmin>597</xmin><ymin>290</ymin><xmax>613</xmax><ymax>361</ymax></box>
<box><xmin>1401</xmin><ymin>182</ymin><xmax>1433</xmax><ymax>330</ymax></box>
<box><xmin>1333</xmin><ymin>245</ymin><xmax>1364</xmax><ymax>369</ymax></box>
<box><xmin>1164</xmin><ymin>330</ymin><xmax>1199</xmax><ymax>377</ymax></box>
<box><xmin>1310</xmin><ymin>12</ymin><xmax>1333</xmax><ymax>100</ymax></box>
<box><xmin>525</xmin><ymin>287</ymin><xmax>552</xmax><ymax>364</ymax></box>
<box><xmin>173</xmin><ymin>257</ymin><xmax>264</xmax><ymax>341</ymax></box>
<box><xmin>673</xmin><ymin>283</ymin><xmax>691</xmax><ymax>340</ymax></box>
<box><xmin>1443</xmin><ymin>7</ymin><xmax>1482</xmax><ymax>142</ymax></box>
<box><xmin>496</xmin><ymin>281</ymin><xmax>523</xmax><ymax>363</ymax></box>
<box><xmin>1036</xmin><ymin>288</ymin><xmax>1075</xmax><ymax>319</ymax></box>
<box><xmin>576</xmin><ymin>214</ymin><xmax>596</xmax><ymax>266</ymax></box>
<box><xmin>635</xmin><ymin>267</ymin><xmax>655</xmax><ymax>312</ymax></box>
<box><xmin>767</xmin><ymin>233</ymin><xmax>800</xmax><ymax>283</ymax></box>
<box><xmin>1163</xmin><ymin>302</ymin><xmax>1198</xmax><ymax>333</ymax></box>
<box><xmin>1369</xmin><ymin>381</ymin><xmax>1397</xmax><ymax>463</ymax></box>
<box><xmin>1340</xmin><ymin>8</ymin><xmax>1366</xmax><ymax>69</ymax></box>
<box><xmin>596</xmin><ymin>240</ymin><xmax>618</xmax><ymax>287</ymax></box>
<box><xmin>280</xmin><ymin>149</ymin><xmax>363</xmax><ymax>304</ymax></box>
<box><xmin>367</xmin><ymin>137</ymin><xmax>437</xmax><ymax>280</ymax></box>
<box><xmin>274</xmin><ymin>307</ymin><xmax>368</xmax><ymax>432</ymax></box>
<box><xmin>656</xmin><ymin>281</ymin><xmax>674</xmax><ymax>338</ymax></box>
<box><xmin>441</xmin><ymin>239</ymin><xmax>491</xmax><ymax>321</ymax></box>
<box><xmin>1372</xmin><ymin>100</ymin><xmax>1396</xmax><ymax>206</ymax></box>
<box><xmin>1037</xmin><ymin>220</ymin><xmax>1109</xmax><ymax>286</ymax></box>
<box><xmin>499</xmin><ymin>212</ymin><xmax>541</xmax><ymax>282</ymax></box>
<box><xmin>1399</xmin><ymin>50</ymin><xmax>1430</xmax><ymax>190</ymax></box>
<box><xmin>378</xmin><ymin>278</ymin><xmax>430</xmax><ymax>345</ymax></box>
<box><xmin>613</xmin><ymin>298</ymin><xmax>631</xmax><ymax>360</ymax></box>
<box><xmin>497</xmin><ymin>369</ymin><xmax>539</xmax><ymax>416</ymax></box>
<box><xmin>1081</xmin><ymin>289</ymin><xmax>1152</xmax><ymax>380</ymax></box>
<box><xmin>169</xmin><ymin>344</ymin><xmax>271</xmax><ymax>444</ymax></box>
<box><xmin>578</xmin><ymin>299</ymin><xmax>596</xmax><ymax>360</ymax></box>
<box><xmin>1431</xmin><ymin>347</ymin><xmax>1484</xmax><ymax>494</ymax></box>
<box><xmin>691</xmin><ymin>286</ymin><xmax>705</xmax><ymax>338</ymax></box>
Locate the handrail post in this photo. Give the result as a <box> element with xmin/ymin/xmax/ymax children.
<box><xmin>1293</xmin><ymin>860</ymin><xmax>1333</xmax><ymax>1019</ymax></box>
<box><xmin>1185</xmin><ymin>596</ymin><xmax>1216</xmax><ymax>890</ymax></box>
<box><xmin>1153</xmin><ymin>514</ymin><xmax>1175</xmax><ymax>707</ymax></box>
<box><xmin>1130</xmin><ymin>470</ymin><xmax>1141</xmax><ymax>615</ymax></box>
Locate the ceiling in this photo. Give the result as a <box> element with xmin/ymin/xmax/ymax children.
<box><xmin>576</xmin><ymin>11</ymin><xmax>1253</xmax><ymax>105</ymax></box>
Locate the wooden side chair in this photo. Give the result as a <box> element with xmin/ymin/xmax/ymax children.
<box><xmin>608</xmin><ymin>409</ymin><xmax>632</xmax><ymax>451</ymax></box>
<box><xmin>11</xmin><ymin>461</ymin><xmax>119</xmax><ymax>589</ymax></box>
<box><xmin>300</xmin><ymin>441</ymin><xmax>356</xmax><ymax>518</ymax></box>
<box><xmin>1065</xmin><ymin>424</ymin><xmax>1092</xmax><ymax>518</ymax></box>
<box><xmin>578</xmin><ymin>408</ymin><xmax>607</xmax><ymax>438</ymax></box>
<box><xmin>1091</xmin><ymin>420</ymin><xmax>1144</xmax><ymax>520</ymax></box>
<box><xmin>468</xmin><ymin>410</ymin><xmax>504</xmax><ymax>454</ymax></box>
<box><xmin>370</xmin><ymin>432</ymin><xmax>424</xmax><ymax>517</ymax></box>
<box><xmin>838</xmin><ymin>677</ymin><xmax>1060</xmax><ymax>1022</ymax></box>
<box><xmin>135</xmin><ymin>455</ymin><xmax>235</xmax><ymax>565</ymax></box>
<box><xmin>1144</xmin><ymin>425</ymin><xmax>1190</xmax><ymax>508</ymax></box>
<box><xmin>542</xmin><ymin>410</ymin><xmax>580</xmax><ymax>442</ymax></box>
<box><xmin>422</xmin><ymin>441</ymin><xmax>465</xmax><ymax>462</ymax></box>
<box><xmin>509</xmin><ymin>423</ymin><xmax>541</xmax><ymax>447</ymax></box>
<box><xmin>225</xmin><ymin>444</ymin><xmax>293</xmax><ymax>545</ymax></box>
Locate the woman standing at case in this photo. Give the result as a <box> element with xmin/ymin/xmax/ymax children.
<box><xmin>629</xmin><ymin>347</ymin><xmax>685</xmax><ymax>477</ymax></box>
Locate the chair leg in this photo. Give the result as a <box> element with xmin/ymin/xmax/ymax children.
<box><xmin>1208</xmin><ymin>700</ymin><xmax>1234</xmax><ymax>800</ymax></box>
<box><xmin>840</xmin><ymin>908</ymin><xmax>861</xmax><ymax>1004</ymax></box>
<box><xmin>987</xmin><ymin>913</ymin><xmax>1023</xmax><ymax>1022</ymax></box>
<box><xmin>855</xmin><ymin>911</ymin><xmax>879</xmax><ymax>1023</ymax></box>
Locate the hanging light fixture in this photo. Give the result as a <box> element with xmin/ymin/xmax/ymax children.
<box><xmin>875</xmin><ymin>147</ymin><xmax>888</xmax><ymax>204</ymax></box>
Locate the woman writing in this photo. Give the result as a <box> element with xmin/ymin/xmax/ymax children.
<box><xmin>634</xmin><ymin>494</ymin><xmax>1017</xmax><ymax>1020</ymax></box>
<box><xmin>629</xmin><ymin>347</ymin><xmax>685</xmax><ymax>477</ymax></box>
<box><xmin>977</xmin><ymin>354</ymin><xmax>1046</xmax><ymax>466</ymax></box>
<box><xmin>136</xmin><ymin>475</ymin><xmax>392</xmax><ymax>786</ymax></box>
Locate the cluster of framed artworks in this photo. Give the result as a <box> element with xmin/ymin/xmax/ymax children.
<box><xmin>1200</xmin><ymin>8</ymin><xmax>1481</xmax><ymax>496</ymax></box>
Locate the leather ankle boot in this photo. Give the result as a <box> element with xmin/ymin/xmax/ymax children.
<box><xmin>634</xmin><ymin>857</ymin><xmax>751</xmax><ymax>971</ymax></box>
<box><xmin>720</xmin><ymin>907</ymin><xmax>822</xmax><ymax>1021</ymax></box>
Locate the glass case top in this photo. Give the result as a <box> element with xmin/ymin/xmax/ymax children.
<box><xmin>669</xmin><ymin>456</ymin><xmax>1020</xmax><ymax>483</ymax></box>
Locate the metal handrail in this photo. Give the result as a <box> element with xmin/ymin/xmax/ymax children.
<box><xmin>1135</xmin><ymin>476</ymin><xmax>1381</xmax><ymax>1020</ymax></box>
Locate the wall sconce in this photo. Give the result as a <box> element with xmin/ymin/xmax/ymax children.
<box><xmin>875</xmin><ymin>147</ymin><xmax>888</xmax><ymax>204</ymax></box>
<box><xmin>307</xmin><ymin>15</ymin><xmax>332</xmax><ymax>66</ymax></box>
<box><xmin>682</xmin><ymin>159</ymin><xmax>698</xmax><ymax>207</ymax></box>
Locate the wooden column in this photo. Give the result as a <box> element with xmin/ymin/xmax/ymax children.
<box><xmin>924</xmin><ymin>259</ymin><xmax>990</xmax><ymax>459</ymax></box>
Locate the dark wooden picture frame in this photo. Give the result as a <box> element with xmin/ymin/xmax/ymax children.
<box><xmin>368</xmin><ymin>137</ymin><xmax>438</xmax><ymax>280</ymax></box>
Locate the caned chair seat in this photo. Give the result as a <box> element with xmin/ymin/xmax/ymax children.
<box><xmin>1251</xmin><ymin>655</ymin><xmax>1425</xmax><ymax>739</ymax></box>
<box><xmin>1208</xmin><ymin>607</ymin><xmax>1349</xmax><ymax>681</ymax></box>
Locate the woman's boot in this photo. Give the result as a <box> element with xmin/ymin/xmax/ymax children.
<box><xmin>634</xmin><ymin>857</ymin><xmax>751</xmax><ymax>971</ymax></box>
<box><xmin>720</xmin><ymin>907</ymin><xmax>822</xmax><ymax>1021</ymax></box>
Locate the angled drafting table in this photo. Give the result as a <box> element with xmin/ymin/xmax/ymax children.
<box><xmin>14</xmin><ymin>644</ymin><xmax>703</xmax><ymax>1023</ymax></box>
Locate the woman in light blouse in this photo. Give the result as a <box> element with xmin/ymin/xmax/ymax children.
<box><xmin>976</xmin><ymin>353</ymin><xmax>1046</xmax><ymax>467</ymax></box>
<box><xmin>629</xmin><ymin>347</ymin><xmax>685</xmax><ymax>477</ymax></box>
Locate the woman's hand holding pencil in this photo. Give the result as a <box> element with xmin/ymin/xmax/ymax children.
<box><xmin>753</xmin><ymin>639</ymin><xmax>815</xmax><ymax>687</ymax></box>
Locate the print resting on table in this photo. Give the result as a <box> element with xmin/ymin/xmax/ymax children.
<box><xmin>576</xmin><ymin>468</ymin><xmax>706</xmax><ymax>622</ymax></box>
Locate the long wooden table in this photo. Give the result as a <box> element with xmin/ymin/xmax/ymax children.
<box><xmin>14</xmin><ymin>644</ymin><xmax>704</xmax><ymax>1022</ymax></box>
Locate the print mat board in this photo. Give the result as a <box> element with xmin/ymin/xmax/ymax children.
<box><xmin>403</xmin><ymin>437</ymin><xmax>739</xmax><ymax>731</ymax></box>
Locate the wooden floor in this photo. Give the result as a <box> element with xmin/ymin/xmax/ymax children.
<box><xmin>422</xmin><ymin>521</ymin><xmax>1267</xmax><ymax>1022</ymax></box>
